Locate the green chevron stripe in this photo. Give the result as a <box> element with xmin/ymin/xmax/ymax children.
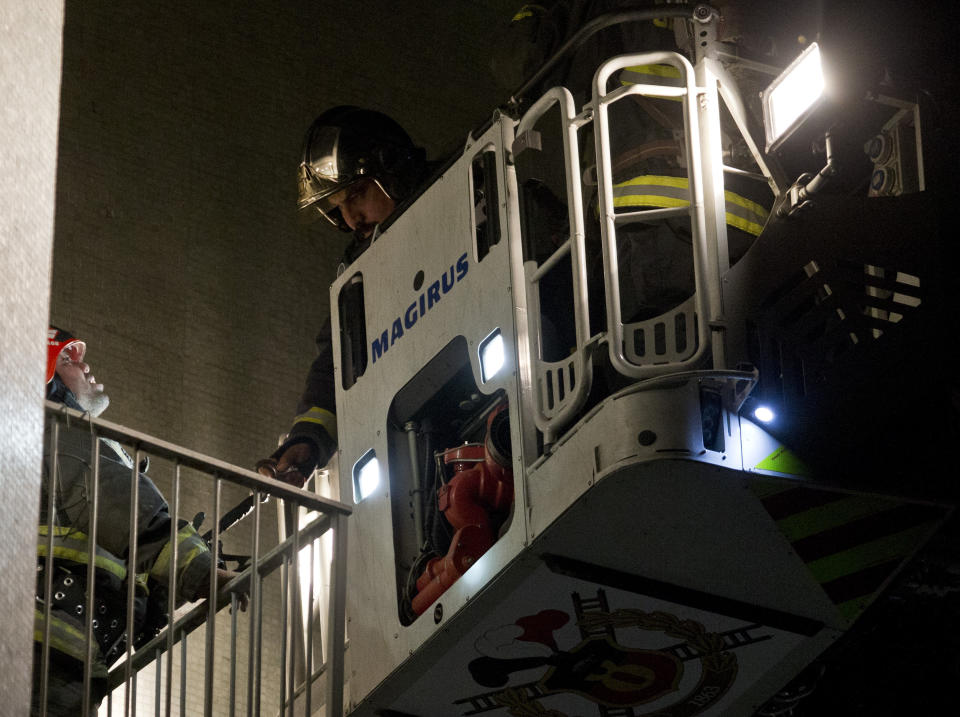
<box><xmin>805</xmin><ymin>522</ymin><xmax>934</xmax><ymax>585</ymax></box>
<box><xmin>775</xmin><ymin>494</ymin><xmax>902</xmax><ymax>542</ymax></box>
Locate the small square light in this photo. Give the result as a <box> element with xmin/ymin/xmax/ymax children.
<box><xmin>479</xmin><ymin>329</ymin><xmax>505</xmax><ymax>382</ymax></box>
<box><xmin>762</xmin><ymin>43</ymin><xmax>825</xmax><ymax>151</ymax></box>
<box><xmin>352</xmin><ymin>450</ymin><xmax>380</xmax><ymax>503</ymax></box>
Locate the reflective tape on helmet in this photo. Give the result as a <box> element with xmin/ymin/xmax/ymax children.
<box><xmin>37</xmin><ymin>525</ymin><xmax>127</xmax><ymax>581</ymax></box>
<box><xmin>293</xmin><ymin>406</ymin><xmax>338</xmax><ymax>439</ymax></box>
<box><xmin>612</xmin><ymin>174</ymin><xmax>769</xmax><ymax>236</ymax></box>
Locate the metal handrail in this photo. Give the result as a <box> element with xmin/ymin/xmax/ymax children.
<box><xmin>515</xmin><ymin>87</ymin><xmax>594</xmax><ymax>445</ymax></box>
<box><xmin>592</xmin><ymin>50</ymin><xmax>712</xmax><ymax>379</ymax></box>
<box><xmin>40</xmin><ymin>401</ymin><xmax>351</xmax><ymax>717</ymax></box>
<box><xmin>109</xmin><ymin>513</ymin><xmax>334</xmax><ymax>682</ymax></box>
<box><xmin>44</xmin><ymin>401</ymin><xmax>350</xmax><ymax>515</ymax></box>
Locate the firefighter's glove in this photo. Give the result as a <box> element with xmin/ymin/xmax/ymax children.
<box><xmin>255</xmin><ymin>450</ymin><xmax>308</xmax><ymax>488</ymax></box>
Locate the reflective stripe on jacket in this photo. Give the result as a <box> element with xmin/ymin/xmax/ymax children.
<box><xmin>612</xmin><ymin>174</ymin><xmax>769</xmax><ymax>237</ymax></box>
<box><xmin>33</xmin><ymin>608</ymin><xmax>109</xmax><ymax>678</ymax></box>
<box><xmin>37</xmin><ymin>525</ymin><xmax>127</xmax><ymax>581</ymax></box>
<box><xmin>620</xmin><ymin>63</ymin><xmax>683</xmax><ymax>87</ymax></box>
<box><xmin>291</xmin><ymin>406</ymin><xmax>338</xmax><ymax>440</ymax></box>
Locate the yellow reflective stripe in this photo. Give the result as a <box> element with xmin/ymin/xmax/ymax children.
<box><xmin>293</xmin><ymin>407</ymin><xmax>338</xmax><ymax>437</ymax></box>
<box><xmin>37</xmin><ymin>527</ymin><xmax>127</xmax><ymax>581</ymax></box>
<box><xmin>623</xmin><ymin>63</ymin><xmax>681</xmax><ymax>80</ymax></box>
<box><xmin>724</xmin><ymin>208</ymin><xmax>766</xmax><ymax>237</ymax></box>
<box><xmin>724</xmin><ymin>189</ymin><xmax>768</xmax><ymax>216</ymax></box>
<box><xmin>612</xmin><ymin>175</ymin><xmax>769</xmax><ymax>237</ymax></box>
<box><xmin>617</xmin><ymin>174</ymin><xmax>688</xmax><ymax>190</ymax></box>
<box><xmin>805</xmin><ymin>522</ymin><xmax>935</xmax><ymax>585</ymax></box>
<box><xmin>149</xmin><ymin>523</ymin><xmax>209</xmax><ymax>582</ymax></box>
<box><xmin>34</xmin><ymin>609</ymin><xmax>109</xmax><ymax>677</ymax></box>
<box><xmin>511</xmin><ymin>4</ymin><xmax>546</xmax><ymax>22</ymax></box>
<box><xmin>776</xmin><ymin>495</ymin><xmax>901</xmax><ymax>543</ymax></box>
<box><xmin>613</xmin><ymin>194</ymin><xmax>689</xmax><ymax>210</ymax></box>
<box><xmin>39</xmin><ymin>525</ymin><xmax>78</xmax><ymax>537</ymax></box>
<box><xmin>620</xmin><ymin>64</ymin><xmax>683</xmax><ymax>101</ymax></box>
<box><xmin>723</xmin><ymin>190</ymin><xmax>769</xmax><ymax>236</ymax></box>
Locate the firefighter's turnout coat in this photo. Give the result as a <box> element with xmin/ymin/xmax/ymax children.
<box><xmin>36</xmin><ymin>422</ymin><xmax>213</xmax><ymax>680</ymax></box>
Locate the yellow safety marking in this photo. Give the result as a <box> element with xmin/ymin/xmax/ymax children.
<box><xmin>835</xmin><ymin>596</ymin><xmax>871</xmax><ymax>621</ymax></box>
<box><xmin>293</xmin><ymin>406</ymin><xmax>338</xmax><ymax>437</ymax></box>
<box><xmin>725</xmin><ymin>211</ymin><xmax>765</xmax><ymax>237</ymax></box>
<box><xmin>618</xmin><ymin>174</ymin><xmax>688</xmax><ymax>190</ymax></box>
<box><xmin>613</xmin><ymin>175</ymin><xmax>768</xmax><ymax>236</ymax></box>
<box><xmin>613</xmin><ymin>194</ymin><xmax>689</xmax><ymax>210</ymax></box>
<box><xmin>775</xmin><ymin>495</ymin><xmax>901</xmax><ymax>542</ymax></box>
<box><xmin>754</xmin><ymin>445</ymin><xmax>810</xmax><ymax>476</ymax></box>
<box><xmin>37</xmin><ymin>527</ymin><xmax>128</xmax><ymax>581</ymax></box>
<box><xmin>34</xmin><ymin>609</ymin><xmax>109</xmax><ymax>676</ymax></box>
<box><xmin>723</xmin><ymin>192</ymin><xmax>769</xmax><ymax>236</ymax></box>
<box><xmin>747</xmin><ymin>479</ymin><xmax>794</xmax><ymax>500</ymax></box>
<box><xmin>623</xmin><ymin>63</ymin><xmax>682</xmax><ymax>79</ymax></box>
<box><xmin>150</xmin><ymin>523</ymin><xmax>206</xmax><ymax>579</ymax></box>
<box><xmin>512</xmin><ymin>4</ymin><xmax>545</xmax><ymax>22</ymax></box>
<box><xmin>805</xmin><ymin>522</ymin><xmax>936</xmax><ymax>585</ymax></box>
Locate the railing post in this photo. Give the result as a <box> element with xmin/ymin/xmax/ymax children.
<box><xmin>204</xmin><ymin>478</ymin><xmax>221</xmax><ymax>717</ymax></box>
<box><xmin>82</xmin><ymin>433</ymin><xmax>102</xmax><ymax>717</ymax></box>
<box><xmin>326</xmin><ymin>512</ymin><xmax>348</xmax><ymax>717</ymax></box>
<box><xmin>123</xmin><ymin>446</ymin><xmax>141</xmax><ymax>717</ymax></box>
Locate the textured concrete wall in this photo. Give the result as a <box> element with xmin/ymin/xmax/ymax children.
<box><xmin>46</xmin><ymin>1</ymin><xmax>519</xmax><ymax>713</ymax></box>
<box><xmin>0</xmin><ymin>2</ymin><xmax>65</xmax><ymax>715</ymax></box>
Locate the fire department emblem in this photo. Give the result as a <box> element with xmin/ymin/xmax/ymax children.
<box><xmin>455</xmin><ymin>589</ymin><xmax>762</xmax><ymax>717</ymax></box>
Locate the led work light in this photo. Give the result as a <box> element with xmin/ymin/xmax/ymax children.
<box><xmin>762</xmin><ymin>42</ymin><xmax>825</xmax><ymax>152</ymax></box>
<box><xmin>353</xmin><ymin>450</ymin><xmax>380</xmax><ymax>502</ymax></box>
<box><xmin>753</xmin><ymin>406</ymin><xmax>776</xmax><ymax>424</ymax></box>
<box><xmin>479</xmin><ymin>329</ymin><xmax>505</xmax><ymax>382</ymax></box>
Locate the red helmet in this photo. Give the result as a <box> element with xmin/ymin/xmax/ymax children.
<box><xmin>46</xmin><ymin>326</ymin><xmax>86</xmax><ymax>384</ymax></box>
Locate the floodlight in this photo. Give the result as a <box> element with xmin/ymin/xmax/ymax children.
<box><xmin>479</xmin><ymin>329</ymin><xmax>505</xmax><ymax>382</ymax></box>
<box><xmin>762</xmin><ymin>43</ymin><xmax>825</xmax><ymax>151</ymax></box>
<box><xmin>353</xmin><ymin>450</ymin><xmax>380</xmax><ymax>502</ymax></box>
<box><xmin>753</xmin><ymin>406</ymin><xmax>776</xmax><ymax>423</ymax></box>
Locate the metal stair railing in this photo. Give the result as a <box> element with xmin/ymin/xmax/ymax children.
<box><xmin>37</xmin><ymin>401</ymin><xmax>351</xmax><ymax>717</ymax></box>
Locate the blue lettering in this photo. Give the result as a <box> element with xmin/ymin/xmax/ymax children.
<box><xmin>371</xmin><ymin>330</ymin><xmax>389</xmax><ymax>363</ymax></box>
<box><xmin>404</xmin><ymin>302</ymin><xmax>418</xmax><ymax>329</ymax></box>
<box><xmin>368</xmin><ymin>251</ymin><xmax>470</xmax><ymax>368</ymax></box>
<box><xmin>427</xmin><ymin>280</ymin><xmax>441</xmax><ymax>309</ymax></box>
<box><xmin>441</xmin><ymin>266</ymin><xmax>455</xmax><ymax>293</ymax></box>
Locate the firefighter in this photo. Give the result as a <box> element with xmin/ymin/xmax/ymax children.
<box><xmin>35</xmin><ymin>327</ymin><xmax>243</xmax><ymax>716</ymax></box>
<box><xmin>495</xmin><ymin>0</ymin><xmax>770</xmax><ymax>327</ymax></box>
<box><xmin>257</xmin><ymin>107</ymin><xmax>429</xmax><ymax>486</ymax></box>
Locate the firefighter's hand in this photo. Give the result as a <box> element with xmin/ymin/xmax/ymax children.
<box><xmin>255</xmin><ymin>444</ymin><xmax>310</xmax><ymax>488</ymax></box>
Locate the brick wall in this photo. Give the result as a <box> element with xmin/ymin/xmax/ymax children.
<box><xmin>49</xmin><ymin>1</ymin><xmax>519</xmax><ymax>713</ymax></box>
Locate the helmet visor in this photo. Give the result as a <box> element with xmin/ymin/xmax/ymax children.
<box><xmin>298</xmin><ymin>125</ymin><xmax>367</xmax><ymax>212</ymax></box>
